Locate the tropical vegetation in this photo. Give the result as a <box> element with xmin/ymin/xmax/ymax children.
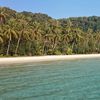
<box><xmin>0</xmin><ymin>7</ymin><xmax>100</xmax><ymax>56</ymax></box>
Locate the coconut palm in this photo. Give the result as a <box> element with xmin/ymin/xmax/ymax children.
<box><xmin>15</xmin><ymin>24</ymin><xmax>30</xmax><ymax>55</ymax></box>
<box><xmin>0</xmin><ymin>33</ymin><xmax>3</xmax><ymax>43</ymax></box>
<box><xmin>4</xmin><ymin>25</ymin><xmax>17</xmax><ymax>56</ymax></box>
<box><xmin>14</xmin><ymin>13</ymin><xmax>30</xmax><ymax>55</ymax></box>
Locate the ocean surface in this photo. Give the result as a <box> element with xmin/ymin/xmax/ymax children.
<box><xmin>0</xmin><ymin>59</ymin><xmax>100</xmax><ymax>100</ymax></box>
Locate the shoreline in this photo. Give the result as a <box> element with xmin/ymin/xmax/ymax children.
<box><xmin>0</xmin><ymin>54</ymin><xmax>100</xmax><ymax>65</ymax></box>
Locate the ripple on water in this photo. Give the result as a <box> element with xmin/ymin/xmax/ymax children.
<box><xmin>0</xmin><ymin>59</ymin><xmax>100</xmax><ymax>100</ymax></box>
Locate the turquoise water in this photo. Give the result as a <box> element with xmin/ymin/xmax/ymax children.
<box><xmin>0</xmin><ymin>59</ymin><xmax>100</xmax><ymax>100</ymax></box>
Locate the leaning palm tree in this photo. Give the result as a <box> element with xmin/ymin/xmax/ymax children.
<box><xmin>15</xmin><ymin>23</ymin><xmax>30</xmax><ymax>55</ymax></box>
<box><xmin>14</xmin><ymin>13</ymin><xmax>30</xmax><ymax>55</ymax></box>
<box><xmin>4</xmin><ymin>26</ymin><xmax>17</xmax><ymax>56</ymax></box>
<box><xmin>0</xmin><ymin>33</ymin><xmax>3</xmax><ymax>43</ymax></box>
<box><xmin>0</xmin><ymin>33</ymin><xmax>3</xmax><ymax>55</ymax></box>
<box><xmin>0</xmin><ymin>26</ymin><xmax>4</xmax><ymax>43</ymax></box>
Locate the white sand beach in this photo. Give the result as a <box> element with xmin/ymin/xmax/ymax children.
<box><xmin>0</xmin><ymin>54</ymin><xmax>100</xmax><ymax>65</ymax></box>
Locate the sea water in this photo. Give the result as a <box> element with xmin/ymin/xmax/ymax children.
<box><xmin>0</xmin><ymin>59</ymin><xmax>100</xmax><ymax>100</ymax></box>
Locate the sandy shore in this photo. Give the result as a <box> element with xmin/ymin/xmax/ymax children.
<box><xmin>0</xmin><ymin>54</ymin><xmax>100</xmax><ymax>65</ymax></box>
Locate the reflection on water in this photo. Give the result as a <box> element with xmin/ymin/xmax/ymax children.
<box><xmin>0</xmin><ymin>59</ymin><xmax>100</xmax><ymax>100</ymax></box>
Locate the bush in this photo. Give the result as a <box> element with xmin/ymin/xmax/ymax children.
<box><xmin>53</xmin><ymin>50</ymin><xmax>62</xmax><ymax>55</ymax></box>
<box><xmin>66</xmin><ymin>48</ymin><xmax>73</xmax><ymax>55</ymax></box>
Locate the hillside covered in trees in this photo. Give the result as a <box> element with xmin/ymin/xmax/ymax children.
<box><xmin>0</xmin><ymin>7</ymin><xmax>100</xmax><ymax>56</ymax></box>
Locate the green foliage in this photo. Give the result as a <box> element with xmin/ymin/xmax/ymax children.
<box><xmin>53</xmin><ymin>50</ymin><xmax>62</xmax><ymax>55</ymax></box>
<box><xmin>66</xmin><ymin>48</ymin><xmax>73</xmax><ymax>55</ymax></box>
<box><xmin>0</xmin><ymin>7</ymin><xmax>100</xmax><ymax>56</ymax></box>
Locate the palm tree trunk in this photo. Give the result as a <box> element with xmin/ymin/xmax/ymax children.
<box><xmin>6</xmin><ymin>36</ymin><xmax>11</xmax><ymax>56</ymax></box>
<box><xmin>28</xmin><ymin>42</ymin><xmax>32</xmax><ymax>55</ymax></box>
<box><xmin>15</xmin><ymin>37</ymin><xmax>21</xmax><ymax>55</ymax></box>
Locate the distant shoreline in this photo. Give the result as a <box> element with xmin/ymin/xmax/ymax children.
<box><xmin>0</xmin><ymin>54</ymin><xmax>100</xmax><ymax>65</ymax></box>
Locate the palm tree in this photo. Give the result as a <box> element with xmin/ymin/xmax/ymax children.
<box><xmin>0</xmin><ymin>33</ymin><xmax>3</xmax><ymax>55</ymax></box>
<box><xmin>4</xmin><ymin>25</ymin><xmax>17</xmax><ymax>56</ymax></box>
<box><xmin>14</xmin><ymin>14</ymin><xmax>30</xmax><ymax>55</ymax></box>
<box><xmin>0</xmin><ymin>26</ymin><xmax>4</xmax><ymax>43</ymax></box>
<box><xmin>0</xmin><ymin>33</ymin><xmax>3</xmax><ymax>43</ymax></box>
<box><xmin>70</xmin><ymin>28</ymin><xmax>83</xmax><ymax>53</ymax></box>
<box><xmin>28</xmin><ymin>22</ymin><xmax>43</xmax><ymax>55</ymax></box>
<box><xmin>15</xmin><ymin>24</ymin><xmax>30</xmax><ymax>55</ymax></box>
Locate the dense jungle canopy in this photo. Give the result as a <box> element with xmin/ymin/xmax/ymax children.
<box><xmin>0</xmin><ymin>7</ymin><xmax>100</xmax><ymax>56</ymax></box>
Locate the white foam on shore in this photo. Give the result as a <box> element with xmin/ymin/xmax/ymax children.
<box><xmin>0</xmin><ymin>54</ymin><xmax>100</xmax><ymax>65</ymax></box>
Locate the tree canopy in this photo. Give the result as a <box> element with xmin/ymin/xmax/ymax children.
<box><xmin>0</xmin><ymin>7</ymin><xmax>100</xmax><ymax>56</ymax></box>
